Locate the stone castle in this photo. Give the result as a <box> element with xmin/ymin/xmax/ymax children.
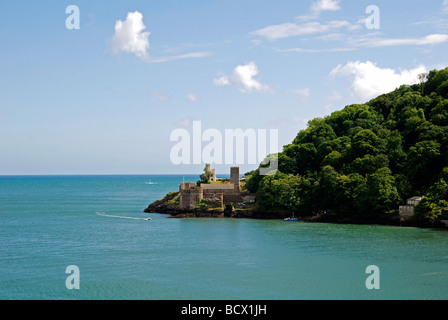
<box><xmin>179</xmin><ymin>164</ymin><xmax>243</xmax><ymax>210</ymax></box>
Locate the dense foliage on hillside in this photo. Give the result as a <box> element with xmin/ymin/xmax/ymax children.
<box><xmin>245</xmin><ymin>68</ymin><xmax>448</xmax><ymax>221</ymax></box>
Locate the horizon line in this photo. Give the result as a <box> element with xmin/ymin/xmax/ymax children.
<box><xmin>0</xmin><ymin>173</ymin><xmax>235</xmax><ymax>177</ymax></box>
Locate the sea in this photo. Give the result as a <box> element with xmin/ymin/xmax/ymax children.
<box><xmin>1</xmin><ymin>174</ymin><xmax>448</xmax><ymax>300</ymax></box>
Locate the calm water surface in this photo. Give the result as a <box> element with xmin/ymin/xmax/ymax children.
<box><xmin>1</xmin><ymin>175</ymin><xmax>447</xmax><ymax>300</ymax></box>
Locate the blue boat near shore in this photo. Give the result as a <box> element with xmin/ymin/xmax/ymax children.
<box><xmin>284</xmin><ymin>213</ymin><xmax>298</xmax><ymax>221</ymax></box>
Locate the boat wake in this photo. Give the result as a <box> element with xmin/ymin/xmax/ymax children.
<box><xmin>96</xmin><ymin>212</ymin><xmax>151</xmax><ymax>220</ymax></box>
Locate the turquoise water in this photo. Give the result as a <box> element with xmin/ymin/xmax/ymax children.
<box><xmin>1</xmin><ymin>175</ymin><xmax>448</xmax><ymax>300</ymax></box>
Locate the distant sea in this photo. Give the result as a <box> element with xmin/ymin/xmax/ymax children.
<box><xmin>1</xmin><ymin>175</ymin><xmax>448</xmax><ymax>300</ymax></box>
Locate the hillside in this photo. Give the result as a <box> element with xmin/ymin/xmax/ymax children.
<box><xmin>245</xmin><ymin>67</ymin><xmax>448</xmax><ymax>224</ymax></box>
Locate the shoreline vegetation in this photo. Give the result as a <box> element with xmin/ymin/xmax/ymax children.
<box><xmin>145</xmin><ymin>67</ymin><xmax>448</xmax><ymax>230</ymax></box>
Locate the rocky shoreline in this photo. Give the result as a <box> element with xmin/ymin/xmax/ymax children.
<box><xmin>143</xmin><ymin>193</ymin><xmax>276</xmax><ymax>219</ymax></box>
<box><xmin>144</xmin><ymin>192</ymin><xmax>448</xmax><ymax>230</ymax></box>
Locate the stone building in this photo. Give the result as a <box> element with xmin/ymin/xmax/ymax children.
<box><xmin>399</xmin><ymin>196</ymin><xmax>423</xmax><ymax>219</ymax></box>
<box><xmin>179</xmin><ymin>165</ymin><xmax>243</xmax><ymax>210</ymax></box>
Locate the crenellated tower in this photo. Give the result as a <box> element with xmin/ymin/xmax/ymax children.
<box><xmin>230</xmin><ymin>167</ymin><xmax>240</xmax><ymax>192</ymax></box>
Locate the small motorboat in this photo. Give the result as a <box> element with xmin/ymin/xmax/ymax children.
<box><xmin>146</xmin><ymin>218</ymin><xmax>152</xmax><ymax>221</ymax></box>
<box><xmin>284</xmin><ymin>213</ymin><xmax>298</xmax><ymax>221</ymax></box>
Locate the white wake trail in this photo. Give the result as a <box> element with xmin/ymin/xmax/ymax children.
<box><xmin>96</xmin><ymin>212</ymin><xmax>151</xmax><ymax>220</ymax></box>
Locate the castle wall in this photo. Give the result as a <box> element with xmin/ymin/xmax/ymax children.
<box><xmin>399</xmin><ymin>205</ymin><xmax>414</xmax><ymax>217</ymax></box>
<box><xmin>202</xmin><ymin>184</ymin><xmax>235</xmax><ymax>190</ymax></box>
<box><xmin>179</xmin><ymin>184</ymin><xmax>203</xmax><ymax>209</ymax></box>
<box><xmin>223</xmin><ymin>194</ymin><xmax>243</xmax><ymax>204</ymax></box>
<box><xmin>203</xmin><ymin>189</ymin><xmax>242</xmax><ymax>206</ymax></box>
<box><xmin>180</xmin><ymin>182</ymin><xmax>196</xmax><ymax>191</ymax></box>
<box><xmin>202</xmin><ymin>190</ymin><xmax>223</xmax><ymax>208</ymax></box>
<box><xmin>202</xmin><ymin>182</ymin><xmax>242</xmax><ymax>204</ymax></box>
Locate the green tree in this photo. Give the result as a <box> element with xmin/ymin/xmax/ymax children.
<box><xmin>244</xmin><ymin>169</ymin><xmax>262</xmax><ymax>193</ymax></box>
<box><xmin>352</xmin><ymin>129</ymin><xmax>382</xmax><ymax>158</ymax></box>
<box><xmin>276</xmin><ymin>174</ymin><xmax>302</xmax><ymax>212</ymax></box>
<box><xmin>424</xmin><ymin>69</ymin><xmax>448</xmax><ymax>95</ymax></box>
<box><xmin>365</xmin><ymin>167</ymin><xmax>401</xmax><ymax>215</ymax></box>
<box><xmin>256</xmin><ymin>172</ymin><xmax>302</xmax><ymax>212</ymax></box>
<box><xmin>408</xmin><ymin>140</ymin><xmax>442</xmax><ymax>190</ymax></box>
<box><xmin>416</xmin><ymin>168</ymin><xmax>448</xmax><ymax>221</ymax></box>
<box><xmin>199</xmin><ymin>165</ymin><xmax>212</xmax><ymax>184</ymax></box>
<box><xmin>437</xmin><ymin>80</ymin><xmax>448</xmax><ymax>98</ymax></box>
<box><xmin>246</xmin><ymin>67</ymin><xmax>448</xmax><ymax>223</ymax></box>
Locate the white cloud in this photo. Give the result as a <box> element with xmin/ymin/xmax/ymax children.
<box><xmin>292</xmin><ymin>88</ymin><xmax>311</xmax><ymax>97</ymax></box>
<box><xmin>328</xmin><ymin>90</ymin><xmax>343</xmax><ymax>100</ymax></box>
<box><xmin>311</xmin><ymin>0</ymin><xmax>341</xmax><ymax>13</ymax></box>
<box><xmin>176</xmin><ymin>117</ymin><xmax>192</xmax><ymax>128</ymax></box>
<box><xmin>108</xmin><ymin>12</ymin><xmax>211</xmax><ymax>63</ymax></box>
<box><xmin>298</xmin><ymin>0</ymin><xmax>341</xmax><ymax>20</ymax></box>
<box><xmin>213</xmin><ymin>62</ymin><xmax>271</xmax><ymax>93</ymax></box>
<box><xmin>187</xmin><ymin>93</ymin><xmax>199</xmax><ymax>102</ymax></box>
<box><xmin>150</xmin><ymin>91</ymin><xmax>169</xmax><ymax>101</ymax></box>
<box><xmin>276</xmin><ymin>47</ymin><xmax>356</xmax><ymax>53</ymax></box>
<box><xmin>251</xmin><ymin>20</ymin><xmax>352</xmax><ymax>41</ymax></box>
<box><xmin>274</xmin><ymin>33</ymin><xmax>448</xmax><ymax>54</ymax></box>
<box><xmin>353</xmin><ymin>34</ymin><xmax>448</xmax><ymax>47</ymax></box>
<box><xmin>150</xmin><ymin>51</ymin><xmax>212</xmax><ymax>63</ymax></box>
<box><xmin>251</xmin><ymin>1</ymin><xmax>344</xmax><ymax>41</ymax></box>
<box><xmin>329</xmin><ymin>61</ymin><xmax>427</xmax><ymax>100</ymax></box>
<box><xmin>109</xmin><ymin>11</ymin><xmax>150</xmax><ymax>60</ymax></box>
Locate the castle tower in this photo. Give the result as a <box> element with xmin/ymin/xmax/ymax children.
<box><xmin>179</xmin><ymin>183</ymin><xmax>203</xmax><ymax>209</ymax></box>
<box><xmin>205</xmin><ymin>163</ymin><xmax>216</xmax><ymax>182</ymax></box>
<box><xmin>230</xmin><ymin>167</ymin><xmax>240</xmax><ymax>192</ymax></box>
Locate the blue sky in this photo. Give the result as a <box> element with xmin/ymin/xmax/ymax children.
<box><xmin>1</xmin><ymin>0</ymin><xmax>448</xmax><ymax>175</ymax></box>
